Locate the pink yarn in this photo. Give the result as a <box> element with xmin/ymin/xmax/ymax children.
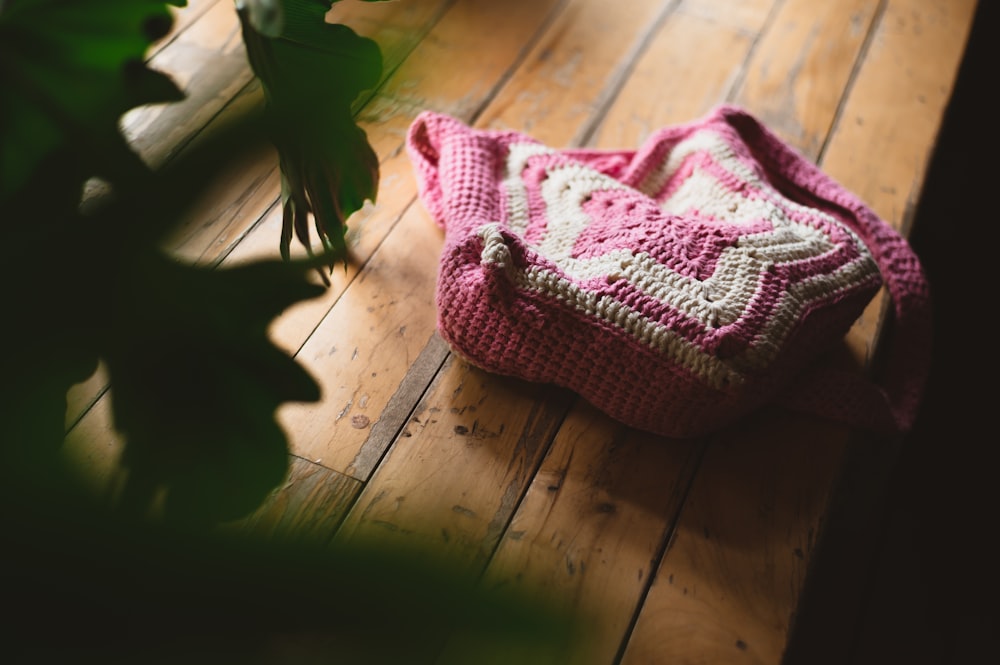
<box><xmin>406</xmin><ymin>105</ymin><xmax>932</xmax><ymax>438</ymax></box>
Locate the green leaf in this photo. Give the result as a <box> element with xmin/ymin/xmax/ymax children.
<box><xmin>102</xmin><ymin>250</ymin><xmax>327</xmax><ymax>524</ymax></box>
<box><xmin>237</xmin><ymin>2</ymin><xmax>382</xmax><ymax>280</ymax></box>
<box><xmin>0</xmin><ymin>0</ymin><xmax>187</xmax><ymax>202</ymax></box>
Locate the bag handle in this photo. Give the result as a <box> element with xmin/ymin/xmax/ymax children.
<box><xmin>716</xmin><ymin>106</ymin><xmax>933</xmax><ymax>434</ymax></box>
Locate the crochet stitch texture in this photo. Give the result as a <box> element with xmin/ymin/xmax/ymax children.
<box><xmin>406</xmin><ymin>105</ymin><xmax>931</xmax><ymax>438</ymax></box>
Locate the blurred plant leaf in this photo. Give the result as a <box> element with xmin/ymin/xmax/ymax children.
<box><xmin>5</xmin><ymin>500</ymin><xmax>581</xmax><ymax>664</ymax></box>
<box><xmin>237</xmin><ymin>0</ymin><xmax>383</xmax><ymax>283</ymax></box>
<box><xmin>103</xmin><ymin>249</ymin><xmax>327</xmax><ymax>524</ymax></box>
<box><xmin>0</xmin><ymin>0</ymin><xmax>188</xmax><ymax>496</ymax></box>
<box><xmin>1</xmin><ymin>191</ymin><xmax>104</xmax><ymax>489</ymax></box>
<box><xmin>0</xmin><ymin>98</ymin><xmax>332</xmax><ymax>523</ymax></box>
<box><xmin>0</xmin><ymin>0</ymin><xmax>188</xmax><ymax>202</ymax></box>
<box><xmin>0</xmin><ymin>0</ymin><xmax>386</xmax><ymax>525</ymax></box>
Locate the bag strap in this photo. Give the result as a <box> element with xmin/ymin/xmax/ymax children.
<box><xmin>716</xmin><ymin>106</ymin><xmax>933</xmax><ymax>434</ymax></box>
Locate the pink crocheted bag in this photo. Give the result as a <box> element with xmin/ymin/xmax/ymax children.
<box><xmin>406</xmin><ymin>105</ymin><xmax>932</xmax><ymax>438</ymax></box>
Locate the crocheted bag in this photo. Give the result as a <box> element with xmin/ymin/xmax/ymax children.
<box><xmin>406</xmin><ymin>105</ymin><xmax>932</xmax><ymax>439</ymax></box>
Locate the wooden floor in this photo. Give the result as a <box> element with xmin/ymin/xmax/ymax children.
<box><xmin>58</xmin><ymin>0</ymin><xmax>978</xmax><ymax>663</ymax></box>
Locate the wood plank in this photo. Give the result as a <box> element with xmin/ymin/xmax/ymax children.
<box><xmin>330</xmin><ymin>0</ymin><xmax>456</xmax><ymax>86</ymax></box>
<box><xmin>438</xmin><ymin>405</ymin><xmax>704</xmax><ymax>665</ymax></box>
<box><xmin>364</xmin><ymin>0</ymin><xmax>562</xmax><ymax>122</ymax></box>
<box><xmin>344</xmin><ymin>333</ymin><xmax>452</xmax><ymax>478</ymax></box>
<box><xmin>161</xmin><ymin>0</ymin><xmax>222</xmax><ymax>48</ymax></box>
<box><xmin>65</xmin><ymin>365</ymin><xmax>109</xmax><ymax>433</ymax></box>
<box><xmin>120</xmin><ymin>0</ymin><xmax>254</xmax><ymax>169</ymax></box>
<box><xmin>620</xmin><ymin>411</ymin><xmax>846</xmax><ymax>664</ymax></box>
<box><xmin>676</xmin><ymin>0</ymin><xmax>775</xmax><ymax>32</ymax></box>
<box><xmin>828</xmin><ymin>0</ymin><xmax>979</xmax><ymax>199</ymax></box>
<box><xmin>590</xmin><ymin>2</ymin><xmax>769</xmax><ymax>148</ymax></box>
<box><xmin>476</xmin><ymin>0</ymin><xmax>676</xmax><ymax>144</ymax></box>
<box><xmin>823</xmin><ymin>0</ymin><xmax>978</xmax><ymax>359</ymax></box>
<box><xmin>273</xmin><ymin>204</ymin><xmax>446</xmax><ymax>475</ymax></box>
<box><xmin>159</xmin><ymin>80</ymin><xmax>280</xmax><ymax>265</ymax></box>
<box><xmin>731</xmin><ymin>0</ymin><xmax>880</xmax><ymax>157</ymax></box>
<box><xmin>61</xmin><ymin>398</ymin><xmax>362</xmax><ymax>544</ymax></box>
<box><xmin>333</xmin><ymin>354</ymin><xmax>575</xmax><ymax>580</ymax></box>
<box><xmin>61</xmin><ymin>397</ymin><xmax>127</xmax><ymax>503</ymax></box>
<box><xmin>150</xmin><ymin>0</ymin><xmax>223</xmax><ymax>60</ymax></box>
<box><xmin>223</xmin><ymin>456</ymin><xmax>363</xmax><ymax>545</ymax></box>
<box><xmin>620</xmin><ymin>0</ymin><xmax>977</xmax><ymax>662</ymax></box>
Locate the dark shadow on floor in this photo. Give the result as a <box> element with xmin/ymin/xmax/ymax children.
<box><xmin>782</xmin><ymin>4</ymin><xmax>999</xmax><ymax>664</ymax></box>
<box><xmin>851</xmin><ymin>2</ymin><xmax>999</xmax><ymax>662</ymax></box>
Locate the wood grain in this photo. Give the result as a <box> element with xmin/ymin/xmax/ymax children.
<box><xmin>732</xmin><ymin>0</ymin><xmax>880</xmax><ymax>158</ymax></box>
<box><xmin>274</xmin><ymin>203</ymin><xmax>445</xmax><ymax>473</ymax></box>
<box><xmin>224</xmin><ymin>456</ymin><xmax>363</xmax><ymax>545</ymax></box>
<box><xmin>676</xmin><ymin>0</ymin><xmax>776</xmax><ymax>32</ymax></box>
<box><xmin>120</xmin><ymin>0</ymin><xmax>254</xmax><ymax>169</ymax></box>
<box><xmin>153</xmin><ymin>0</ymin><xmax>223</xmax><ymax>59</ymax></box>
<box><xmin>442</xmin><ymin>405</ymin><xmax>704</xmax><ymax>665</ymax></box>
<box><xmin>823</xmin><ymin>0</ymin><xmax>978</xmax><ymax>362</ymax></box>
<box><xmin>477</xmin><ymin>0</ymin><xmax>671</xmax><ymax>144</ymax></box>
<box><xmin>591</xmin><ymin>5</ymin><xmax>769</xmax><ymax>149</ymax></box>
<box><xmin>620</xmin><ymin>411</ymin><xmax>847</xmax><ymax>665</ymax></box>
<box><xmin>61</xmin><ymin>397</ymin><xmax>127</xmax><ymax>502</ymax></box>
<box><xmin>333</xmin><ymin>355</ymin><xmax>575</xmax><ymax>581</ymax></box>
